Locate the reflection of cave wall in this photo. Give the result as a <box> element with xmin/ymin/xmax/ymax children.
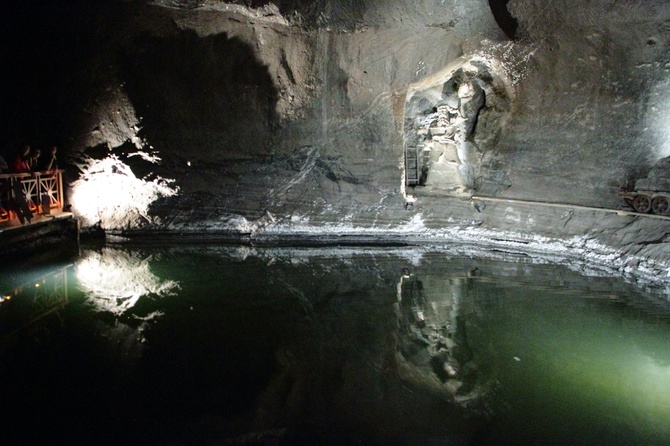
<box><xmin>124</xmin><ymin>30</ymin><xmax>279</xmax><ymax>158</ymax></box>
<box><xmin>404</xmin><ymin>58</ymin><xmax>513</xmax><ymax>197</ymax></box>
<box><xmin>395</xmin><ymin>271</ymin><xmax>483</xmax><ymax>401</ymax></box>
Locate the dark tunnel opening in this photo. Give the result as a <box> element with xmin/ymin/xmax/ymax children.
<box><xmin>488</xmin><ymin>0</ymin><xmax>518</xmax><ymax>40</ymax></box>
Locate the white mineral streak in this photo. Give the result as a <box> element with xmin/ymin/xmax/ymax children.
<box><xmin>476</xmin><ymin>40</ymin><xmax>537</xmax><ymax>88</ymax></box>
<box><xmin>150</xmin><ymin>1</ymin><xmax>290</xmax><ymax>26</ymax></box>
<box><xmin>239</xmin><ymin>212</ymin><xmax>668</xmax><ymax>296</ymax></box>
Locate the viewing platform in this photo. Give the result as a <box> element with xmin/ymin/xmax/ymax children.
<box><xmin>0</xmin><ymin>170</ymin><xmax>78</xmax><ymax>259</ymax></box>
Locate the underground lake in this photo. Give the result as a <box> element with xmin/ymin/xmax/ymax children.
<box><xmin>1</xmin><ymin>244</ymin><xmax>669</xmax><ymax>446</ymax></box>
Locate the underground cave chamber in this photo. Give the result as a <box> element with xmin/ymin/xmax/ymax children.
<box><xmin>1</xmin><ymin>1</ymin><xmax>670</xmax><ymax>445</ymax></box>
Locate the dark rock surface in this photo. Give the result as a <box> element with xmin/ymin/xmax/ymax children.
<box><xmin>1</xmin><ymin>0</ymin><xmax>668</xmax><ymax>275</ymax></box>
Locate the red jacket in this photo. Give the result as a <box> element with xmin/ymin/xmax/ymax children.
<box><xmin>11</xmin><ymin>154</ymin><xmax>30</xmax><ymax>173</ymax></box>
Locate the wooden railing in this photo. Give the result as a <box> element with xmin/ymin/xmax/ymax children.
<box><xmin>0</xmin><ymin>170</ymin><xmax>65</xmax><ymax>223</ymax></box>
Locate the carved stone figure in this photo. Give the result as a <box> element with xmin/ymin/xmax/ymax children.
<box><xmin>404</xmin><ymin>59</ymin><xmax>514</xmax><ymax>197</ymax></box>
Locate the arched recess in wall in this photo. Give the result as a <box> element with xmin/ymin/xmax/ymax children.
<box><xmin>403</xmin><ymin>57</ymin><xmax>514</xmax><ymax>199</ymax></box>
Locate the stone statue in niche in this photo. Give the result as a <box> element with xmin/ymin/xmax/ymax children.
<box><xmin>454</xmin><ymin>79</ymin><xmax>485</xmax><ymax>190</ymax></box>
<box><xmin>405</xmin><ymin>59</ymin><xmax>514</xmax><ymax>197</ymax></box>
<box><xmin>420</xmin><ymin>70</ymin><xmax>486</xmax><ymax>193</ymax></box>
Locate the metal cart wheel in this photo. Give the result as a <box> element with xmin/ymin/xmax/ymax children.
<box><xmin>633</xmin><ymin>194</ymin><xmax>651</xmax><ymax>213</ymax></box>
<box><xmin>651</xmin><ymin>196</ymin><xmax>670</xmax><ymax>215</ymax></box>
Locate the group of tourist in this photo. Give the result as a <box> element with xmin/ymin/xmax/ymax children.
<box><xmin>0</xmin><ymin>144</ymin><xmax>60</xmax><ymax>224</ymax></box>
<box><xmin>0</xmin><ymin>144</ymin><xmax>58</xmax><ymax>175</ymax></box>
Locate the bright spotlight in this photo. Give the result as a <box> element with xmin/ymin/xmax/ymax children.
<box><xmin>70</xmin><ymin>155</ymin><xmax>178</xmax><ymax>230</ymax></box>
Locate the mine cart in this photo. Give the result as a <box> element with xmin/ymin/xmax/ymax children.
<box><xmin>620</xmin><ymin>156</ymin><xmax>670</xmax><ymax>215</ymax></box>
<box><xmin>619</xmin><ymin>190</ymin><xmax>670</xmax><ymax>215</ymax></box>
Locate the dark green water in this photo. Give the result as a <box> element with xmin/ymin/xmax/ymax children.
<box><xmin>1</xmin><ymin>245</ymin><xmax>669</xmax><ymax>445</ymax></box>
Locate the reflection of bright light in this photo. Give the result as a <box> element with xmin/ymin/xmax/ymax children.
<box><xmin>638</xmin><ymin>355</ymin><xmax>670</xmax><ymax>413</ymax></box>
<box><xmin>535</xmin><ymin>328</ymin><xmax>670</xmax><ymax>439</ymax></box>
<box><xmin>75</xmin><ymin>248</ymin><xmax>179</xmax><ymax>315</ymax></box>
<box><xmin>70</xmin><ymin>155</ymin><xmax>178</xmax><ymax>230</ymax></box>
<box><xmin>583</xmin><ymin>352</ymin><xmax>670</xmax><ymax>438</ymax></box>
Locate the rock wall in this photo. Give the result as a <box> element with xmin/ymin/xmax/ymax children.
<box><xmin>500</xmin><ymin>0</ymin><xmax>670</xmax><ymax>207</ymax></box>
<box><xmin>1</xmin><ymin>0</ymin><xmax>669</xmax><ymax>273</ymax></box>
<box><xmin>2</xmin><ymin>0</ymin><xmax>505</xmax><ymax>228</ymax></box>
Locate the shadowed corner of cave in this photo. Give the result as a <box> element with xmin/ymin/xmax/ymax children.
<box><xmin>120</xmin><ymin>29</ymin><xmax>282</xmax><ymax>222</ymax></box>
<box><xmin>0</xmin><ymin>1</ymin><xmax>100</xmax><ymax>153</ymax></box>
<box><xmin>122</xmin><ymin>29</ymin><xmax>280</xmax><ymax>160</ymax></box>
<box><xmin>488</xmin><ymin>0</ymin><xmax>518</xmax><ymax>40</ymax></box>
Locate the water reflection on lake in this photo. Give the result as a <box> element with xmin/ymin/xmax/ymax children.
<box><xmin>1</xmin><ymin>245</ymin><xmax>669</xmax><ymax>445</ymax></box>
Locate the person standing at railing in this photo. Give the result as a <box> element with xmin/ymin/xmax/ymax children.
<box><xmin>28</xmin><ymin>147</ymin><xmax>41</xmax><ymax>172</ymax></box>
<box><xmin>39</xmin><ymin>146</ymin><xmax>58</xmax><ymax>172</ymax></box>
<box><xmin>11</xmin><ymin>145</ymin><xmax>31</xmax><ymax>173</ymax></box>
<box><xmin>8</xmin><ymin>145</ymin><xmax>33</xmax><ymax>223</ymax></box>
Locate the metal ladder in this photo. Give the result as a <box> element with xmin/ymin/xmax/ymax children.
<box><xmin>405</xmin><ymin>147</ymin><xmax>420</xmax><ymax>186</ymax></box>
